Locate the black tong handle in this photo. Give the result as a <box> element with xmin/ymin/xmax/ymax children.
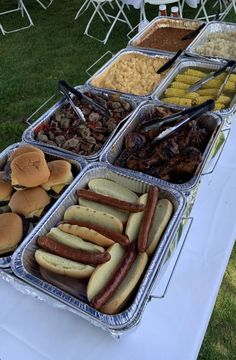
<box><xmin>156</xmin><ymin>49</ymin><xmax>182</xmax><ymax>74</ymax></box>
<box><xmin>58</xmin><ymin>80</ymin><xmax>110</xmax><ymax>117</ymax></box>
<box><xmin>141</xmin><ymin>99</ymin><xmax>214</xmax><ymax>132</ymax></box>
<box><xmin>181</xmin><ymin>23</ymin><xmax>205</xmax><ymax>40</ymax></box>
<box><xmin>213</xmin><ymin>60</ymin><xmax>236</xmax><ymax>78</ymax></box>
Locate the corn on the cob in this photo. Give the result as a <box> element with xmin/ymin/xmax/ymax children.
<box><xmin>214</xmin><ymin>102</ymin><xmax>226</xmax><ymax>110</ymax></box>
<box><xmin>175</xmin><ymin>74</ymin><xmax>201</xmax><ymax>84</ymax></box>
<box><xmin>164</xmin><ymin>88</ymin><xmax>199</xmax><ymax>98</ymax></box>
<box><xmin>196</xmin><ymin>89</ymin><xmax>218</xmax><ymax>96</ymax></box>
<box><xmin>162</xmin><ymin>97</ymin><xmax>194</xmax><ymax>106</ymax></box>
<box><xmin>170</xmin><ymin>82</ymin><xmax>190</xmax><ymax>90</ymax></box>
<box><xmin>217</xmin><ymin>95</ymin><xmax>231</xmax><ymax>105</ymax></box>
<box><xmin>184</xmin><ymin>69</ymin><xmax>207</xmax><ymax>78</ymax></box>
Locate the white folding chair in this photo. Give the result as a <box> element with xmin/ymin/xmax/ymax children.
<box><xmin>36</xmin><ymin>0</ymin><xmax>54</xmax><ymax>10</ymax></box>
<box><xmin>75</xmin><ymin>0</ymin><xmax>110</xmax><ymax>22</ymax></box>
<box><xmin>193</xmin><ymin>0</ymin><xmax>235</xmax><ymax>22</ymax></box>
<box><xmin>0</xmin><ymin>0</ymin><xmax>34</xmax><ymax>35</ymax></box>
<box><xmin>83</xmin><ymin>0</ymin><xmax>133</xmax><ymax>44</ymax></box>
<box><xmin>219</xmin><ymin>0</ymin><xmax>236</xmax><ymax>20</ymax></box>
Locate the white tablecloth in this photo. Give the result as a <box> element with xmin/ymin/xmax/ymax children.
<box><xmin>0</xmin><ymin>116</ymin><xmax>236</xmax><ymax>360</ymax></box>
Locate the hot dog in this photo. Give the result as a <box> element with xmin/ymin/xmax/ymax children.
<box><xmin>59</xmin><ymin>220</ymin><xmax>130</xmax><ymax>247</ymax></box>
<box><xmin>37</xmin><ymin>236</ymin><xmax>111</xmax><ymax>266</ymax></box>
<box><xmin>77</xmin><ymin>189</ymin><xmax>145</xmax><ymax>212</ymax></box>
<box><xmin>90</xmin><ymin>242</ymin><xmax>138</xmax><ymax>310</ymax></box>
<box><xmin>138</xmin><ymin>186</ymin><xmax>159</xmax><ymax>252</ymax></box>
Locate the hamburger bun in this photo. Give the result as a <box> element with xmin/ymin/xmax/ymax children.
<box><xmin>42</xmin><ymin>160</ymin><xmax>73</xmax><ymax>193</ymax></box>
<box><xmin>35</xmin><ymin>249</ymin><xmax>94</xmax><ymax>278</ymax></box>
<box><xmin>0</xmin><ymin>171</ymin><xmax>13</xmax><ymax>201</ymax></box>
<box><xmin>0</xmin><ymin>213</ymin><xmax>23</xmax><ymax>255</ymax></box>
<box><xmin>10</xmin><ymin>150</ymin><xmax>50</xmax><ymax>188</ymax></box>
<box><xmin>9</xmin><ymin>187</ymin><xmax>51</xmax><ymax>218</ymax></box>
<box><xmin>9</xmin><ymin>145</ymin><xmax>42</xmax><ymax>162</ymax></box>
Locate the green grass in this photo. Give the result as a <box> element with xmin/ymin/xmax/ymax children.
<box><xmin>0</xmin><ymin>1</ymin><xmax>236</xmax><ymax>358</ymax></box>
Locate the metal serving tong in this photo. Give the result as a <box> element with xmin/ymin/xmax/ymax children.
<box><xmin>216</xmin><ymin>62</ymin><xmax>236</xmax><ymax>99</ymax></box>
<box><xmin>140</xmin><ymin>99</ymin><xmax>214</xmax><ymax>144</ymax></box>
<box><xmin>181</xmin><ymin>23</ymin><xmax>205</xmax><ymax>41</ymax></box>
<box><xmin>188</xmin><ymin>60</ymin><xmax>236</xmax><ymax>93</ymax></box>
<box><xmin>156</xmin><ymin>49</ymin><xmax>183</xmax><ymax>74</ymax></box>
<box><xmin>58</xmin><ymin>80</ymin><xmax>111</xmax><ymax>121</ymax></box>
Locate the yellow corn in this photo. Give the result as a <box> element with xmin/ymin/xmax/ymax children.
<box><xmin>196</xmin><ymin>89</ymin><xmax>218</xmax><ymax>97</ymax></box>
<box><xmin>195</xmin><ymin>96</ymin><xmax>215</xmax><ymax>104</ymax></box>
<box><xmin>202</xmin><ymin>79</ymin><xmax>223</xmax><ymax>89</ymax></box>
<box><xmin>175</xmin><ymin>74</ymin><xmax>201</xmax><ymax>84</ymax></box>
<box><xmin>164</xmin><ymin>88</ymin><xmax>199</xmax><ymax>98</ymax></box>
<box><xmin>217</xmin><ymin>95</ymin><xmax>231</xmax><ymax>105</ymax></box>
<box><xmin>162</xmin><ymin>97</ymin><xmax>194</xmax><ymax>106</ymax></box>
<box><xmin>224</xmin><ymin>81</ymin><xmax>235</xmax><ymax>92</ymax></box>
<box><xmin>214</xmin><ymin>102</ymin><xmax>226</xmax><ymax>110</ymax></box>
<box><xmin>170</xmin><ymin>82</ymin><xmax>190</xmax><ymax>90</ymax></box>
<box><xmin>184</xmin><ymin>69</ymin><xmax>207</xmax><ymax>78</ymax></box>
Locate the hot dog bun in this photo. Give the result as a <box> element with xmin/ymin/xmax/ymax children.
<box><xmin>100</xmin><ymin>252</ymin><xmax>148</xmax><ymax>314</ymax></box>
<box><xmin>58</xmin><ymin>223</ymin><xmax>114</xmax><ymax>247</ymax></box>
<box><xmin>0</xmin><ymin>213</ymin><xmax>23</xmax><ymax>254</ymax></box>
<box><xmin>64</xmin><ymin>205</ymin><xmax>123</xmax><ymax>233</ymax></box>
<box><xmin>47</xmin><ymin>227</ymin><xmax>105</xmax><ymax>253</ymax></box>
<box><xmin>146</xmin><ymin>199</ymin><xmax>173</xmax><ymax>256</ymax></box>
<box><xmin>35</xmin><ymin>249</ymin><xmax>94</xmax><ymax>278</ymax></box>
<box><xmin>125</xmin><ymin>193</ymin><xmax>147</xmax><ymax>242</ymax></box>
<box><xmin>88</xmin><ymin>179</ymin><xmax>139</xmax><ymax>203</ymax></box>
<box><xmin>78</xmin><ymin>198</ymin><xmax>129</xmax><ymax>224</ymax></box>
<box><xmin>87</xmin><ymin>243</ymin><xmax>125</xmax><ymax>302</ymax></box>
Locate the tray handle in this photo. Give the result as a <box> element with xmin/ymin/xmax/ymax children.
<box><xmin>25</xmin><ymin>94</ymin><xmax>56</xmax><ymax>125</ymax></box>
<box><xmin>86</xmin><ymin>51</ymin><xmax>113</xmax><ymax>78</ymax></box>
<box><xmin>202</xmin><ymin>128</ymin><xmax>230</xmax><ymax>176</ymax></box>
<box><xmin>148</xmin><ymin>216</ymin><xmax>193</xmax><ymax>300</ymax></box>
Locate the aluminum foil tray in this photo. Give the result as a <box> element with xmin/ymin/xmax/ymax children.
<box><xmin>128</xmin><ymin>17</ymin><xmax>204</xmax><ymax>56</ymax></box>
<box><xmin>186</xmin><ymin>21</ymin><xmax>236</xmax><ymax>62</ymax></box>
<box><xmin>11</xmin><ymin>163</ymin><xmax>186</xmax><ymax>336</ymax></box>
<box><xmin>100</xmin><ymin>100</ymin><xmax>223</xmax><ymax>195</ymax></box>
<box><xmin>22</xmin><ymin>85</ymin><xmax>138</xmax><ymax>162</ymax></box>
<box><xmin>0</xmin><ymin>142</ymin><xmax>86</xmax><ymax>269</ymax></box>
<box><xmin>152</xmin><ymin>58</ymin><xmax>236</xmax><ymax>120</ymax></box>
<box><xmin>86</xmin><ymin>49</ymin><xmax>177</xmax><ymax>100</ymax></box>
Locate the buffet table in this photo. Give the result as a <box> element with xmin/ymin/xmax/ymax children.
<box><xmin>0</xmin><ymin>111</ymin><xmax>235</xmax><ymax>359</ymax></box>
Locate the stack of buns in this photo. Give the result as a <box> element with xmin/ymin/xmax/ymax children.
<box><xmin>0</xmin><ymin>144</ymin><xmax>74</xmax><ymax>257</ymax></box>
<box><xmin>35</xmin><ymin>178</ymin><xmax>173</xmax><ymax>315</ymax></box>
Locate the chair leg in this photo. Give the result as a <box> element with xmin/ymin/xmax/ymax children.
<box><xmin>75</xmin><ymin>0</ymin><xmax>90</xmax><ymax>20</ymax></box>
<box><xmin>114</xmin><ymin>0</ymin><xmax>132</xmax><ymax>29</ymax></box>
<box><xmin>36</xmin><ymin>0</ymin><xmax>54</xmax><ymax>9</ymax></box>
<box><xmin>0</xmin><ymin>0</ymin><xmax>34</xmax><ymax>34</ymax></box>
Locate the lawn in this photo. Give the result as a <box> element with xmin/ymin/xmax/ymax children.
<box><xmin>0</xmin><ymin>1</ymin><xmax>235</xmax><ymax>359</ymax></box>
